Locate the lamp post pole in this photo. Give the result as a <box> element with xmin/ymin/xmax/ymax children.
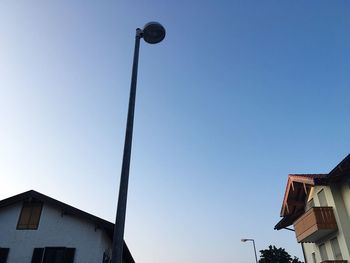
<box><xmin>111</xmin><ymin>22</ymin><xmax>165</xmax><ymax>263</ymax></box>
<box><xmin>111</xmin><ymin>27</ymin><xmax>141</xmax><ymax>263</ymax></box>
<box><xmin>241</xmin><ymin>238</ymin><xmax>258</xmax><ymax>263</ymax></box>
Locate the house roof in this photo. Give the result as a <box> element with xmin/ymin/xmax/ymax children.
<box><xmin>275</xmin><ymin>154</ymin><xmax>350</xmax><ymax>230</ymax></box>
<box><xmin>275</xmin><ymin>174</ymin><xmax>327</xmax><ymax>230</ymax></box>
<box><xmin>0</xmin><ymin>190</ymin><xmax>135</xmax><ymax>263</ymax></box>
<box><xmin>328</xmin><ymin>154</ymin><xmax>350</xmax><ymax>181</ymax></box>
<box><xmin>280</xmin><ymin>174</ymin><xmax>327</xmax><ymax>216</ymax></box>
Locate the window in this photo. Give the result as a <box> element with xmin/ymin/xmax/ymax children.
<box><xmin>311</xmin><ymin>252</ymin><xmax>317</xmax><ymax>263</ymax></box>
<box><xmin>319</xmin><ymin>243</ymin><xmax>328</xmax><ymax>261</ymax></box>
<box><xmin>331</xmin><ymin>237</ymin><xmax>343</xmax><ymax>260</ymax></box>
<box><xmin>317</xmin><ymin>189</ymin><xmax>328</xmax><ymax>207</ymax></box>
<box><xmin>31</xmin><ymin>247</ymin><xmax>75</xmax><ymax>263</ymax></box>
<box><xmin>17</xmin><ymin>201</ymin><xmax>43</xmax><ymax>230</ymax></box>
<box><xmin>0</xmin><ymin>248</ymin><xmax>9</xmax><ymax>263</ymax></box>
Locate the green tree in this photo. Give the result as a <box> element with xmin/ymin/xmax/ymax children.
<box><xmin>258</xmin><ymin>245</ymin><xmax>303</xmax><ymax>263</ymax></box>
<box><xmin>291</xmin><ymin>256</ymin><xmax>303</xmax><ymax>263</ymax></box>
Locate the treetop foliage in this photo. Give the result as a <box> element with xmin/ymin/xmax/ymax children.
<box><xmin>259</xmin><ymin>245</ymin><xmax>303</xmax><ymax>263</ymax></box>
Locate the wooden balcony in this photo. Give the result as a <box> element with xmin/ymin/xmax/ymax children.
<box><xmin>293</xmin><ymin>207</ymin><xmax>337</xmax><ymax>243</ymax></box>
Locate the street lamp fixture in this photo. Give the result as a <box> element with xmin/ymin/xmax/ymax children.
<box><xmin>142</xmin><ymin>22</ymin><xmax>166</xmax><ymax>44</ymax></box>
<box><xmin>241</xmin><ymin>238</ymin><xmax>258</xmax><ymax>263</ymax></box>
<box><xmin>111</xmin><ymin>22</ymin><xmax>166</xmax><ymax>263</ymax></box>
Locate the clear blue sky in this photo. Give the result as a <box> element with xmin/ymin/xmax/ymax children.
<box><xmin>1</xmin><ymin>1</ymin><xmax>350</xmax><ymax>262</ymax></box>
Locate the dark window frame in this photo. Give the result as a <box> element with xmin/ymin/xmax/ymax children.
<box><xmin>0</xmin><ymin>247</ymin><xmax>9</xmax><ymax>263</ymax></box>
<box><xmin>31</xmin><ymin>247</ymin><xmax>75</xmax><ymax>263</ymax></box>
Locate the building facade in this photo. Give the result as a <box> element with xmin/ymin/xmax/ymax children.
<box><xmin>0</xmin><ymin>190</ymin><xmax>135</xmax><ymax>263</ymax></box>
<box><xmin>275</xmin><ymin>154</ymin><xmax>350</xmax><ymax>263</ymax></box>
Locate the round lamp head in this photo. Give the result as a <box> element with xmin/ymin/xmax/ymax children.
<box><xmin>142</xmin><ymin>22</ymin><xmax>166</xmax><ymax>44</ymax></box>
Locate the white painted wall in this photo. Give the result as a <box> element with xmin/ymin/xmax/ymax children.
<box><xmin>0</xmin><ymin>202</ymin><xmax>112</xmax><ymax>263</ymax></box>
<box><xmin>340</xmin><ymin>182</ymin><xmax>350</xmax><ymax>219</ymax></box>
<box><xmin>302</xmin><ymin>185</ymin><xmax>350</xmax><ymax>262</ymax></box>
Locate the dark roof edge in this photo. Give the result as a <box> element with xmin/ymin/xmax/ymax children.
<box><xmin>328</xmin><ymin>154</ymin><xmax>350</xmax><ymax>178</ymax></box>
<box><xmin>274</xmin><ymin>210</ymin><xmax>304</xmax><ymax>230</ymax></box>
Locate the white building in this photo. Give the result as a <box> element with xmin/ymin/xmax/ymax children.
<box><xmin>0</xmin><ymin>190</ymin><xmax>135</xmax><ymax>263</ymax></box>
<box><xmin>275</xmin><ymin>154</ymin><xmax>350</xmax><ymax>263</ymax></box>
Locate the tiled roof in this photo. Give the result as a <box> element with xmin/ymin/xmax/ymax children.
<box><xmin>288</xmin><ymin>174</ymin><xmax>327</xmax><ymax>178</ymax></box>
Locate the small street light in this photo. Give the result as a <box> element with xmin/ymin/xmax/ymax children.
<box><xmin>241</xmin><ymin>238</ymin><xmax>258</xmax><ymax>263</ymax></box>
<box><xmin>111</xmin><ymin>22</ymin><xmax>166</xmax><ymax>263</ymax></box>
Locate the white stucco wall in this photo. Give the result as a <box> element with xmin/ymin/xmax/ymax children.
<box><xmin>0</xmin><ymin>202</ymin><xmax>112</xmax><ymax>263</ymax></box>
<box><xmin>336</xmin><ymin>183</ymin><xmax>350</xmax><ymax>260</ymax></box>
<box><xmin>340</xmin><ymin>182</ymin><xmax>350</xmax><ymax>219</ymax></box>
<box><xmin>302</xmin><ymin>185</ymin><xmax>350</xmax><ymax>262</ymax></box>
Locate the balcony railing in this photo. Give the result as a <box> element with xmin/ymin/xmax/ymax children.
<box><xmin>293</xmin><ymin>207</ymin><xmax>337</xmax><ymax>243</ymax></box>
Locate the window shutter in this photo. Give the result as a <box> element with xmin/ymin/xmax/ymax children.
<box><xmin>31</xmin><ymin>248</ymin><xmax>44</xmax><ymax>263</ymax></box>
<box><xmin>64</xmin><ymin>248</ymin><xmax>75</xmax><ymax>263</ymax></box>
<box><xmin>17</xmin><ymin>201</ymin><xmax>43</xmax><ymax>230</ymax></box>
<box><xmin>28</xmin><ymin>203</ymin><xmax>43</xmax><ymax>229</ymax></box>
<box><xmin>17</xmin><ymin>204</ymin><xmax>32</xmax><ymax>229</ymax></box>
<box><xmin>0</xmin><ymin>248</ymin><xmax>9</xmax><ymax>263</ymax></box>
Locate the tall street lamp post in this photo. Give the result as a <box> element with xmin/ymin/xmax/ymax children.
<box><xmin>111</xmin><ymin>22</ymin><xmax>166</xmax><ymax>263</ymax></box>
<box><xmin>241</xmin><ymin>238</ymin><xmax>258</xmax><ymax>263</ymax></box>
